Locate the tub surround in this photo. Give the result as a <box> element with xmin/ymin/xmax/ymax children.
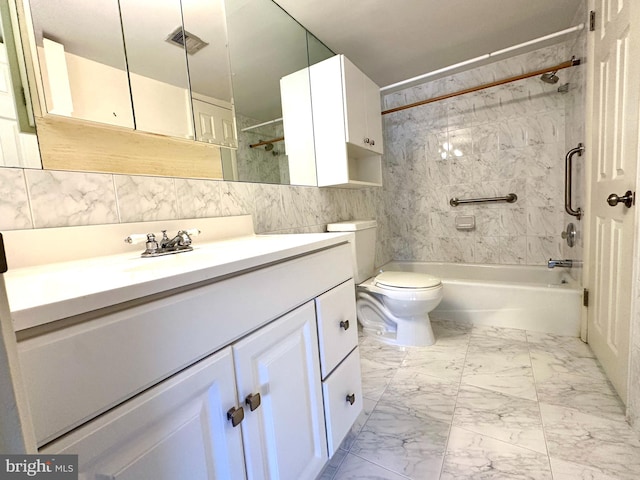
<box><xmin>381</xmin><ymin>42</ymin><xmax>579</xmax><ymax>266</ymax></box>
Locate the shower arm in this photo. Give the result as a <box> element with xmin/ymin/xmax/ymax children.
<box><xmin>565</xmin><ymin>143</ymin><xmax>584</xmax><ymax>220</ymax></box>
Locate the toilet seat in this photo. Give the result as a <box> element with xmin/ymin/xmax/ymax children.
<box><xmin>374</xmin><ymin>271</ymin><xmax>441</xmax><ymax>291</ymax></box>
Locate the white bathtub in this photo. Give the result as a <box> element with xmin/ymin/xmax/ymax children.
<box><xmin>380</xmin><ymin>261</ymin><xmax>583</xmax><ymax>336</ymax></box>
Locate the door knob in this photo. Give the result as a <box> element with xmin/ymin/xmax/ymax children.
<box><xmin>607</xmin><ymin>190</ymin><xmax>634</xmax><ymax>208</ymax></box>
<box><xmin>339</xmin><ymin>320</ymin><xmax>350</xmax><ymax>330</ymax></box>
<box><xmin>346</xmin><ymin>393</ymin><xmax>356</xmax><ymax>405</ymax></box>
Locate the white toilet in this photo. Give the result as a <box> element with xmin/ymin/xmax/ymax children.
<box><xmin>327</xmin><ymin>220</ymin><xmax>443</xmax><ymax>346</ymax></box>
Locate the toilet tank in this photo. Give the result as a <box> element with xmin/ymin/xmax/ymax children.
<box><xmin>327</xmin><ymin>220</ymin><xmax>377</xmax><ymax>283</ymax></box>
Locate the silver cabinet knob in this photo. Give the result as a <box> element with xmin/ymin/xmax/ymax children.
<box><xmin>364</xmin><ymin>137</ymin><xmax>370</xmax><ymax>144</ymax></box>
<box><xmin>245</xmin><ymin>393</ymin><xmax>261</xmax><ymax>412</ymax></box>
<box><xmin>346</xmin><ymin>393</ymin><xmax>356</xmax><ymax>405</ymax></box>
<box><xmin>339</xmin><ymin>320</ymin><xmax>350</xmax><ymax>330</ymax></box>
<box><xmin>607</xmin><ymin>190</ymin><xmax>634</xmax><ymax>208</ymax></box>
<box><xmin>227</xmin><ymin>406</ymin><xmax>244</xmax><ymax>427</ymax></box>
<box><xmin>370</xmin><ymin>139</ymin><xmax>375</xmax><ymax>146</ymax></box>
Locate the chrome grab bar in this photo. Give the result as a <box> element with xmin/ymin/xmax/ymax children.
<box><xmin>449</xmin><ymin>193</ymin><xmax>517</xmax><ymax>207</ymax></box>
<box><xmin>565</xmin><ymin>143</ymin><xmax>584</xmax><ymax>219</ymax></box>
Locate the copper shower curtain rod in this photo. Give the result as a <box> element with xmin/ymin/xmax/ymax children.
<box><xmin>381</xmin><ymin>57</ymin><xmax>581</xmax><ymax>115</ymax></box>
<box><xmin>249</xmin><ymin>136</ymin><xmax>285</xmax><ymax>148</ymax></box>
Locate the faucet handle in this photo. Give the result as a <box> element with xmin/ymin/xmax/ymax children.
<box><xmin>184</xmin><ymin>228</ymin><xmax>201</xmax><ymax>237</ymax></box>
<box><xmin>124</xmin><ymin>233</ymin><xmax>149</xmax><ymax>245</ymax></box>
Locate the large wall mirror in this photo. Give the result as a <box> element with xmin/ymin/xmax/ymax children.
<box><xmin>0</xmin><ymin>0</ymin><xmax>334</xmax><ymax>185</ymax></box>
<box><xmin>224</xmin><ymin>0</ymin><xmax>332</xmax><ymax>184</ymax></box>
<box><xmin>0</xmin><ymin>0</ymin><xmax>40</xmax><ymax>169</ymax></box>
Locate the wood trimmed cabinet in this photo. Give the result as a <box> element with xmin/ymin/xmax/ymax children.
<box><xmin>18</xmin><ymin>242</ymin><xmax>362</xmax><ymax>479</ymax></box>
<box><xmin>281</xmin><ymin>54</ymin><xmax>383</xmax><ymax>188</ymax></box>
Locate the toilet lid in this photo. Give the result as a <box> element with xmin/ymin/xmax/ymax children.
<box><xmin>374</xmin><ymin>271</ymin><xmax>441</xmax><ymax>289</ymax></box>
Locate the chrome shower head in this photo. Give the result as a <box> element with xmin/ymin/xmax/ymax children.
<box><xmin>540</xmin><ymin>70</ymin><xmax>560</xmax><ymax>84</ymax></box>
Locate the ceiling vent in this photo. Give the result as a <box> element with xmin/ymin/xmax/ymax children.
<box><xmin>166</xmin><ymin>27</ymin><xmax>208</xmax><ymax>55</ymax></box>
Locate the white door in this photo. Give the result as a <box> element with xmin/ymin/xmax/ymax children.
<box><xmin>586</xmin><ymin>0</ymin><xmax>640</xmax><ymax>402</ymax></box>
<box><xmin>233</xmin><ymin>301</ymin><xmax>328</xmax><ymax>480</ymax></box>
<box><xmin>0</xmin><ymin>43</ymin><xmax>39</xmax><ymax>168</ymax></box>
<box><xmin>42</xmin><ymin>348</ymin><xmax>247</xmax><ymax>479</ymax></box>
<box><xmin>193</xmin><ymin>98</ymin><xmax>238</xmax><ymax>148</ymax></box>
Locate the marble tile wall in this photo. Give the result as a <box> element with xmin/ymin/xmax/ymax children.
<box><xmin>562</xmin><ymin>2</ymin><xmax>588</xmax><ymax>282</ymax></box>
<box><xmin>0</xmin><ymin>167</ymin><xmax>392</xmax><ymax>268</ymax></box>
<box><xmin>381</xmin><ymin>41</ymin><xmax>584</xmax><ymax>266</ymax></box>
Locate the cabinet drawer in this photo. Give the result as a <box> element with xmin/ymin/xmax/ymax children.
<box><xmin>322</xmin><ymin>347</ymin><xmax>363</xmax><ymax>456</ymax></box>
<box><xmin>315</xmin><ymin>279</ymin><xmax>357</xmax><ymax>378</ymax></box>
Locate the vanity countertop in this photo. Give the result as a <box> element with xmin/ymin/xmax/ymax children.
<box><xmin>4</xmin><ymin>231</ymin><xmax>353</xmax><ymax>331</ymax></box>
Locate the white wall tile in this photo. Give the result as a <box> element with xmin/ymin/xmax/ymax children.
<box><xmin>175</xmin><ymin>178</ymin><xmax>222</xmax><ymax>219</ymax></box>
<box><xmin>115</xmin><ymin>175</ymin><xmax>178</xmax><ymax>223</ymax></box>
<box><xmin>0</xmin><ymin>168</ymin><xmax>32</xmax><ymax>230</ymax></box>
<box><xmin>381</xmin><ymin>41</ymin><xmax>579</xmax><ymax>266</ymax></box>
<box><xmin>27</xmin><ymin>169</ymin><xmax>119</xmax><ymax>228</ymax></box>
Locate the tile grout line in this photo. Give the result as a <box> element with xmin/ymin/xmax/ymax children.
<box><xmin>437</xmin><ymin>325</ymin><xmax>473</xmax><ymax>480</ymax></box>
<box><xmin>525</xmin><ymin>329</ymin><xmax>556</xmax><ymax>479</ymax></box>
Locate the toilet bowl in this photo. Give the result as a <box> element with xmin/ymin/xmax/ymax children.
<box><xmin>356</xmin><ymin>271</ymin><xmax>443</xmax><ymax>346</ymax></box>
<box><xmin>326</xmin><ymin>220</ymin><xmax>443</xmax><ymax>346</ymax></box>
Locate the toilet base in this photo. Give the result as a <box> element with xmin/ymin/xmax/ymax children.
<box><xmin>356</xmin><ymin>292</ymin><xmax>435</xmax><ymax>347</ymax></box>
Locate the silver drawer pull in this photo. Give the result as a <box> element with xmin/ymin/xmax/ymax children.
<box><xmin>245</xmin><ymin>392</ymin><xmax>261</xmax><ymax>412</ymax></box>
<box><xmin>346</xmin><ymin>393</ymin><xmax>356</xmax><ymax>405</ymax></box>
<box><xmin>227</xmin><ymin>406</ymin><xmax>244</xmax><ymax>427</ymax></box>
<box><xmin>340</xmin><ymin>320</ymin><xmax>350</xmax><ymax>330</ymax></box>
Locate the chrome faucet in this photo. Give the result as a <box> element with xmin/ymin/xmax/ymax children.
<box><xmin>125</xmin><ymin>229</ymin><xmax>200</xmax><ymax>257</ymax></box>
<box><xmin>547</xmin><ymin>258</ymin><xmax>573</xmax><ymax>268</ymax></box>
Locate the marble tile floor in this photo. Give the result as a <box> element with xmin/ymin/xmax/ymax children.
<box><xmin>317</xmin><ymin>319</ymin><xmax>640</xmax><ymax>480</ymax></box>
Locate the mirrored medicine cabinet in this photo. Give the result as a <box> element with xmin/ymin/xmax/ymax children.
<box><xmin>0</xmin><ymin>0</ymin><xmax>334</xmax><ymax>185</ymax></box>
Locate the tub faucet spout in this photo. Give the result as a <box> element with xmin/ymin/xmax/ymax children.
<box><xmin>548</xmin><ymin>258</ymin><xmax>573</xmax><ymax>268</ymax></box>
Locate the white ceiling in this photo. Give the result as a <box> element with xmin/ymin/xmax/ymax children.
<box><xmin>273</xmin><ymin>0</ymin><xmax>585</xmax><ymax>88</ymax></box>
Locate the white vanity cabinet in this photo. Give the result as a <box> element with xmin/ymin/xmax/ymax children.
<box><xmin>41</xmin><ymin>302</ymin><xmax>326</xmax><ymax>480</ymax></box>
<box><xmin>309</xmin><ymin>54</ymin><xmax>383</xmax><ymax>187</ymax></box>
<box><xmin>9</xmin><ymin>226</ymin><xmax>360</xmax><ymax>480</ymax></box>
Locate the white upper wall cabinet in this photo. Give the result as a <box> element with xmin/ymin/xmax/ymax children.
<box><xmin>285</xmin><ymin>54</ymin><xmax>383</xmax><ymax>188</ymax></box>
<box><xmin>342</xmin><ymin>57</ymin><xmax>383</xmax><ymax>154</ymax></box>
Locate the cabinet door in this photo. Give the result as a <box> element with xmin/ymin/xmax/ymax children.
<box><xmin>233</xmin><ymin>301</ymin><xmax>327</xmax><ymax>480</ymax></box>
<box><xmin>41</xmin><ymin>348</ymin><xmax>247</xmax><ymax>480</ymax></box>
<box><xmin>342</xmin><ymin>56</ymin><xmax>383</xmax><ymax>154</ymax></box>
<box><xmin>342</xmin><ymin>56</ymin><xmax>368</xmax><ymax>150</ymax></box>
<box><xmin>364</xmin><ymin>74</ymin><xmax>384</xmax><ymax>154</ymax></box>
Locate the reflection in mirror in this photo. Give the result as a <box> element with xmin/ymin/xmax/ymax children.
<box><xmin>224</xmin><ymin>0</ymin><xmax>312</xmax><ymax>185</ymax></box>
<box><xmin>29</xmin><ymin>0</ymin><xmax>133</xmax><ymax>128</ymax></box>
<box><xmin>182</xmin><ymin>0</ymin><xmax>237</xmax><ymax>151</ymax></box>
<box><xmin>307</xmin><ymin>31</ymin><xmax>334</xmax><ymax>67</ymax></box>
<box><xmin>120</xmin><ymin>0</ymin><xmax>193</xmax><ymax>139</ymax></box>
<box><xmin>0</xmin><ymin>0</ymin><xmax>40</xmax><ymax>168</ymax></box>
